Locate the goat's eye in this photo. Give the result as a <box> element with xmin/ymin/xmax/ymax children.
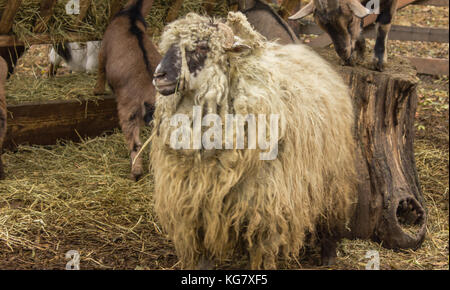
<box><xmin>197</xmin><ymin>42</ymin><xmax>209</xmax><ymax>53</ymax></box>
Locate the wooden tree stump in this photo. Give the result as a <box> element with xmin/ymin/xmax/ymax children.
<box><xmin>318</xmin><ymin>49</ymin><xmax>427</xmax><ymax>250</ymax></box>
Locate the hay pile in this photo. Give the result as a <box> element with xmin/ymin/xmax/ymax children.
<box><xmin>6</xmin><ymin>72</ymin><xmax>107</xmax><ymax>104</ymax></box>
<box><xmin>0</xmin><ymin>129</ymin><xmax>177</xmax><ymax>269</ymax></box>
<box><xmin>0</xmin><ymin>0</ymin><xmax>229</xmax><ymax>44</ymax></box>
<box><xmin>0</xmin><ymin>125</ymin><xmax>448</xmax><ymax>269</ymax></box>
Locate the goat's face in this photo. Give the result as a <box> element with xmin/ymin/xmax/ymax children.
<box><xmin>290</xmin><ymin>0</ymin><xmax>370</xmax><ymax>64</ymax></box>
<box><xmin>153</xmin><ymin>41</ymin><xmax>210</xmax><ymax>96</ymax></box>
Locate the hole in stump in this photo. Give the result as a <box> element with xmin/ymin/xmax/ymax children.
<box><xmin>396</xmin><ymin>197</ymin><xmax>425</xmax><ymax>236</ymax></box>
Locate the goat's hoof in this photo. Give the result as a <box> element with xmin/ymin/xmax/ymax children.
<box><xmin>344</xmin><ymin>56</ymin><xmax>356</xmax><ymax>67</ymax></box>
<box><xmin>320</xmin><ymin>255</ymin><xmax>336</xmax><ymax>267</ymax></box>
<box><xmin>129</xmin><ymin>173</ymin><xmax>143</xmax><ymax>182</ymax></box>
<box><xmin>93</xmin><ymin>88</ymin><xmax>106</xmax><ymax>95</ymax></box>
<box><xmin>373</xmin><ymin>60</ymin><xmax>385</xmax><ymax>72</ymax></box>
<box><xmin>195</xmin><ymin>257</ymin><xmax>215</xmax><ymax>270</ymax></box>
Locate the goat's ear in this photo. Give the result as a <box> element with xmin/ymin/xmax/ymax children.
<box><xmin>348</xmin><ymin>0</ymin><xmax>371</xmax><ymax>18</ymax></box>
<box><xmin>288</xmin><ymin>1</ymin><xmax>315</xmax><ymax>20</ymax></box>
<box><xmin>225</xmin><ymin>36</ymin><xmax>251</xmax><ymax>53</ymax></box>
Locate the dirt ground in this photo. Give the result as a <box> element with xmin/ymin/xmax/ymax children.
<box><xmin>0</xmin><ymin>3</ymin><xmax>448</xmax><ymax>270</ymax></box>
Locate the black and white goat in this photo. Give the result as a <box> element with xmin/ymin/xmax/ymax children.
<box><xmin>48</xmin><ymin>41</ymin><xmax>101</xmax><ymax>76</ymax></box>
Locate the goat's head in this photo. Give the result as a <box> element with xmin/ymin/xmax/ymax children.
<box><xmin>153</xmin><ymin>13</ymin><xmax>251</xmax><ymax>99</ymax></box>
<box><xmin>289</xmin><ymin>0</ymin><xmax>370</xmax><ymax>64</ymax></box>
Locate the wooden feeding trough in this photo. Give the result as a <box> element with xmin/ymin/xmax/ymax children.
<box><xmin>0</xmin><ymin>0</ymin><xmax>228</xmax><ymax>150</ymax></box>
<box><xmin>1</xmin><ymin>0</ymin><xmax>430</xmax><ymax>252</ymax></box>
<box><xmin>1</xmin><ymin>0</ymin><xmax>124</xmax><ymax>150</ymax></box>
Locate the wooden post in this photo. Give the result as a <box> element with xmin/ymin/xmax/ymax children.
<box><xmin>0</xmin><ymin>0</ymin><xmax>23</xmax><ymax>34</ymax></box>
<box><xmin>317</xmin><ymin>49</ymin><xmax>427</xmax><ymax>250</ymax></box>
<box><xmin>0</xmin><ymin>0</ymin><xmax>25</xmax><ymax>78</ymax></box>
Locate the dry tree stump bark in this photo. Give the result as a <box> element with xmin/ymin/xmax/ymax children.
<box><xmin>318</xmin><ymin>49</ymin><xmax>427</xmax><ymax>250</ymax></box>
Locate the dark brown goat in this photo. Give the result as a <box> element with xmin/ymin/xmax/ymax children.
<box><xmin>0</xmin><ymin>46</ymin><xmax>25</xmax><ymax>78</ymax></box>
<box><xmin>289</xmin><ymin>0</ymin><xmax>397</xmax><ymax>71</ymax></box>
<box><xmin>0</xmin><ymin>56</ymin><xmax>7</xmax><ymax>179</ymax></box>
<box><xmin>94</xmin><ymin>0</ymin><xmax>161</xmax><ymax>181</ymax></box>
<box><xmin>232</xmin><ymin>0</ymin><xmax>300</xmax><ymax>44</ymax></box>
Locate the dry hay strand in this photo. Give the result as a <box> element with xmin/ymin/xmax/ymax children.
<box><xmin>0</xmin><ymin>0</ymin><xmax>113</xmax><ymax>44</ymax></box>
<box><xmin>0</xmin><ymin>0</ymin><xmax>230</xmax><ymax>45</ymax></box>
<box><xmin>0</xmin><ymin>128</ymin><xmax>178</xmax><ymax>270</ymax></box>
<box><xmin>147</xmin><ymin>0</ymin><xmax>230</xmax><ymax>40</ymax></box>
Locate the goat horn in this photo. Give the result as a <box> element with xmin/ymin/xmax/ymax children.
<box><xmin>288</xmin><ymin>1</ymin><xmax>315</xmax><ymax>20</ymax></box>
<box><xmin>218</xmin><ymin>23</ymin><xmax>235</xmax><ymax>49</ymax></box>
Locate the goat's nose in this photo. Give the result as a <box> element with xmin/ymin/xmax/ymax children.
<box><xmin>153</xmin><ymin>71</ymin><xmax>165</xmax><ymax>79</ymax></box>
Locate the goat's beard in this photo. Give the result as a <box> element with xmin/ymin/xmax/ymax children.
<box><xmin>156</xmin><ymin>64</ymin><xmax>231</xmax><ymax>158</ymax></box>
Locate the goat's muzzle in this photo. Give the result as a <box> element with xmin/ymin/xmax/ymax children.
<box><xmin>153</xmin><ymin>71</ymin><xmax>178</xmax><ymax>96</ymax></box>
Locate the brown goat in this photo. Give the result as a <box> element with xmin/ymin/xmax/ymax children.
<box><xmin>0</xmin><ymin>56</ymin><xmax>7</xmax><ymax>179</ymax></box>
<box><xmin>94</xmin><ymin>0</ymin><xmax>161</xmax><ymax>181</ymax></box>
<box><xmin>232</xmin><ymin>0</ymin><xmax>300</xmax><ymax>44</ymax></box>
<box><xmin>0</xmin><ymin>46</ymin><xmax>26</xmax><ymax>78</ymax></box>
<box><xmin>290</xmin><ymin>0</ymin><xmax>397</xmax><ymax>71</ymax></box>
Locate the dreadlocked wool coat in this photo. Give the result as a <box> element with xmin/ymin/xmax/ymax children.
<box><xmin>150</xmin><ymin>12</ymin><xmax>357</xmax><ymax>269</ymax></box>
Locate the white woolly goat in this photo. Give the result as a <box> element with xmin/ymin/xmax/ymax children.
<box><xmin>150</xmin><ymin>12</ymin><xmax>357</xmax><ymax>269</ymax></box>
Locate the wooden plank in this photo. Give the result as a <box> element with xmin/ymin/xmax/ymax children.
<box><xmin>301</xmin><ymin>21</ymin><xmax>449</xmax><ymax>43</ymax></box>
<box><xmin>3</xmin><ymin>96</ymin><xmax>119</xmax><ymax>150</ymax></box>
<box><xmin>407</xmin><ymin>57</ymin><xmax>449</xmax><ymax>75</ymax></box>
<box><xmin>0</xmin><ymin>0</ymin><xmax>23</xmax><ymax>34</ymax></box>
<box><xmin>308</xmin><ymin>0</ymin><xmax>419</xmax><ymax>48</ymax></box>
<box><xmin>0</xmin><ymin>34</ymin><xmax>100</xmax><ymax>47</ymax></box>
<box><xmin>412</xmin><ymin>0</ymin><xmax>449</xmax><ymax>6</ymax></box>
<box><xmin>366</xmin><ymin>25</ymin><xmax>448</xmax><ymax>42</ymax></box>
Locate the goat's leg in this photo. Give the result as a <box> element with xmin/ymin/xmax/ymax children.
<box><xmin>355</xmin><ymin>36</ymin><xmax>366</xmax><ymax>63</ymax></box>
<box><xmin>354</xmin><ymin>19</ymin><xmax>366</xmax><ymax>63</ymax></box>
<box><xmin>93</xmin><ymin>44</ymin><xmax>107</xmax><ymax>95</ymax></box>
<box><xmin>195</xmin><ymin>256</ymin><xmax>215</xmax><ymax>270</ymax></box>
<box><xmin>0</xmin><ymin>57</ymin><xmax>6</xmax><ymax>179</ymax></box>
<box><xmin>0</xmin><ymin>110</ymin><xmax>6</xmax><ymax>180</ymax></box>
<box><xmin>118</xmin><ymin>101</ymin><xmax>144</xmax><ymax>181</ymax></box>
<box><xmin>48</xmin><ymin>52</ymin><xmax>62</xmax><ymax>77</ymax></box>
<box><xmin>373</xmin><ymin>0</ymin><xmax>397</xmax><ymax>71</ymax></box>
<box><xmin>320</xmin><ymin>234</ymin><xmax>337</xmax><ymax>266</ymax></box>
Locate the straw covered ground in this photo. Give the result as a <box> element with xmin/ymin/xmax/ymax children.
<box><xmin>0</xmin><ymin>1</ymin><xmax>448</xmax><ymax>269</ymax></box>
